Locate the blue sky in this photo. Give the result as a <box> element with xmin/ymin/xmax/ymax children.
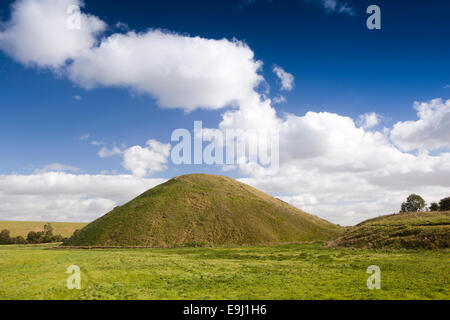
<box><xmin>0</xmin><ymin>0</ymin><xmax>449</xmax><ymax>224</ymax></box>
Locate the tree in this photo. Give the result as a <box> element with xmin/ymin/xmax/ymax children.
<box><xmin>12</xmin><ymin>236</ymin><xmax>27</xmax><ymax>244</ymax></box>
<box><xmin>0</xmin><ymin>229</ymin><xmax>12</xmax><ymax>245</ymax></box>
<box><xmin>44</xmin><ymin>223</ymin><xmax>54</xmax><ymax>236</ymax></box>
<box><xmin>429</xmin><ymin>202</ymin><xmax>440</xmax><ymax>212</ymax></box>
<box><xmin>27</xmin><ymin>231</ymin><xmax>40</xmax><ymax>244</ymax></box>
<box><xmin>43</xmin><ymin>223</ymin><xmax>54</xmax><ymax>243</ymax></box>
<box><xmin>400</xmin><ymin>194</ymin><xmax>426</xmax><ymax>213</ymax></box>
<box><xmin>439</xmin><ymin>197</ymin><xmax>450</xmax><ymax>211</ymax></box>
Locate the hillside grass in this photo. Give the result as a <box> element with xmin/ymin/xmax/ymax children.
<box><xmin>66</xmin><ymin>174</ymin><xmax>342</xmax><ymax>247</ymax></box>
<box><xmin>330</xmin><ymin>211</ymin><xmax>450</xmax><ymax>249</ymax></box>
<box><xmin>0</xmin><ymin>221</ymin><xmax>87</xmax><ymax>238</ymax></box>
<box><xmin>0</xmin><ymin>243</ymin><xmax>448</xmax><ymax>300</ymax></box>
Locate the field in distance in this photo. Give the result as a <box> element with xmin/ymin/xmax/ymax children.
<box><xmin>0</xmin><ymin>221</ymin><xmax>87</xmax><ymax>238</ymax></box>
<box><xmin>0</xmin><ymin>243</ymin><xmax>448</xmax><ymax>300</ymax></box>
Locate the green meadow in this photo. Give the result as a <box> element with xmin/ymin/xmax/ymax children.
<box><xmin>0</xmin><ymin>243</ymin><xmax>448</xmax><ymax>300</ymax></box>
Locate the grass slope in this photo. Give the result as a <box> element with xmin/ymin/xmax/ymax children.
<box><xmin>65</xmin><ymin>174</ymin><xmax>341</xmax><ymax>247</ymax></box>
<box><xmin>330</xmin><ymin>211</ymin><xmax>450</xmax><ymax>249</ymax></box>
<box><xmin>0</xmin><ymin>243</ymin><xmax>448</xmax><ymax>299</ymax></box>
<box><xmin>0</xmin><ymin>221</ymin><xmax>87</xmax><ymax>238</ymax></box>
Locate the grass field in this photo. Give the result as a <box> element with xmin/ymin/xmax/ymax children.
<box><xmin>0</xmin><ymin>243</ymin><xmax>448</xmax><ymax>300</ymax></box>
<box><xmin>0</xmin><ymin>221</ymin><xmax>87</xmax><ymax>238</ymax></box>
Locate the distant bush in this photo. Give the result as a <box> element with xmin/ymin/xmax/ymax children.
<box><xmin>0</xmin><ymin>229</ymin><xmax>12</xmax><ymax>244</ymax></box>
<box><xmin>400</xmin><ymin>194</ymin><xmax>426</xmax><ymax>213</ymax></box>
<box><xmin>439</xmin><ymin>197</ymin><xmax>450</xmax><ymax>211</ymax></box>
<box><xmin>429</xmin><ymin>203</ymin><xmax>440</xmax><ymax>212</ymax></box>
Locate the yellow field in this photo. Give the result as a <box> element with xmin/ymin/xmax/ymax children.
<box><xmin>0</xmin><ymin>221</ymin><xmax>87</xmax><ymax>237</ymax></box>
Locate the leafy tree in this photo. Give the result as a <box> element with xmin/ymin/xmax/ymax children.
<box><xmin>27</xmin><ymin>231</ymin><xmax>39</xmax><ymax>244</ymax></box>
<box><xmin>429</xmin><ymin>203</ymin><xmax>440</xmax><ymax>212</ymax></box>
<box><xmin>0</xmin><ymin>229</ymin><xmax>12</xmax><ymax>244</ymax></box>
<box><xmin>12</xmin><ymin>236</ymin><xmax>27</xmax><ymax>244</ymax></box>
<box><xmin>439</xmin><ymin>197</ymin><xmax>450</xmax><ymax>211</ymax></box>
<box><xmin>42</xmin><ymin>223</ymin><xmax>53</xmax><ymax>243</ymax></box>
<box><xmin>400</xmin><ymin>194</ymin><xmax>426</xmax><ymax>213</ymax></box>
<box><xmin>44</xmin><ymin>223</ymin><xmax>53</xmax><ymax>236</ymax></box>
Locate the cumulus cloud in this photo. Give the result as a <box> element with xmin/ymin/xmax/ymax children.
<box><xmin>122</xmin><ymin>139</ymin><xmax>171</xmax><ymax>177</ymax></box>
<box><xmin>68</xmin><ymin>31</ymin><xmax>262</xmax><ymax>111</ymax></box>
<box><xmin>0</xmin><ymin>0</ymin><xmax>263</xmax><ymax>112</ymax></box>
<box><xmin>391</xmin><ymin>99</ymin><xmax>450</xmax><ymax>151</ymax></box>
<box><xmin>0</xmin><ymin>172</ymin><xmax>165</xmax><ymax>221</ymax></box>
<box><xmin>0</xmin><ymin>0</ymin><xmax>106</xmax><ymax>69</ymax></box>
<box><xmin>357</xmin><ymin>112</ymin><xmax>381</xmax><ymax>129</ymax></box>
<box><xmin>272</xmin><ymin>65</ymin><xmax>294</xmax><ymax>91</ymax></box>
<box><xmin>220</xmin><ymin>97</ymin><xmax>450</xmax><ymax>225</ymax></box>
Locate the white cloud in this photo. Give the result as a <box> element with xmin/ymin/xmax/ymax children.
<box><xmin>220</xmin><ymin>97</ymin><xmax>450</xmax><ymax>225</ymax></box>
<box><xmin>97</xmin><ymin>146</ymin><xmax>122</xmax><ymax>158</ymax></box>
<box><xmin>73</xmin><ymin>94</ymin><xmax>82</xmax><ymax>100</ymax></box>
<box><xmin>0</xmin><ymin>0</ymin><xmax>106</xmax><ymax>69</ymax></box>
<box><xmin>122</xmin><ymin>139</ymin><xmax>171</xmax><ymax>177</ymax></box>
<box><xmin>272</xmin><ymin>95</ymin><xmax>287</xmax><ymax>104</ymax></box>
<box><xmin>0</xmin><ymin>0</ymin><xmax>263</xmax><ymax>113</ymax></box>
<box><xmin>272</xmin><ymin>65</ymin><xmax>294</xmax><ymax>91</ymax></box>
<box><xmin>115</xmin><ymin>21</ymin><xmax>129</xmax><ymax>31</ymax></box>
<box><xmin>444</xmin><ymin>84</ymin><xmax>450</xmax><ymax>88</ymax></box>
<box><xmin>90</xmin><ymin>140</ymin><xmax>105</xmax><ymax>146</ymax></box>
<box><xmin>0</xmin><ymin>173</ymin><xmax>165</xmax><ymax>222</ymax></box>
<box><xmin>33</xmin><ymin>163</ymin><xmax>80</xmax><ymax>174</ymax></box>
<box><xmin>357</xmin><ymin>112</ymin><xmax>380</xmax><ymax>129</ymax></box>
<box><xmin>391</xmin><ymin>98</ymin><xmax>450</xmax><ymax>151</ymax></box>
<box><xmin>307</xmin><ymin>0</ymin><xmax>356</xmax><ymax>16</ymax></box>
<box><xmin>337</xmin><ymin>2</ymin><xmax>355</xmax><ymax>15</ymax></box>
<box><xmin>80</xmin><ymin>133</ymin><xmax>90</xmax><ymax>140</ymax></box>
<box><xmin>68</xmin><ymin>31</ymin><xmax>263</xmax><ymax>111</ymax></box>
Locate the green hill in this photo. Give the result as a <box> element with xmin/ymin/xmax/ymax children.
<box><xmin>64</xmin><ymin>174</ymin><xmax>341</xmax><ymax>247</ymax></box>
<box><xmin>329</xmin><ymin>211</ymin><xmax>450</xmax><ymax>249</ymax></box>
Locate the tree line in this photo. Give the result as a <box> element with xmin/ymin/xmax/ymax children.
<box><xmin>400</xmin><ymin>195</ymin><xmax>450</xmax><ymax>213</ymax></box>
<box><xmin>0</xmin><ymin>223</ymin><xmax>66</xmax><ymax>245</ymax></box>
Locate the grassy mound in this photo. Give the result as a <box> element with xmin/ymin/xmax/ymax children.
<box><xmin>64</xmin><ymin>174</ymin><xmax>341</xmax><ymax>247</ymax></box>
<box><xmin>329</xmin><ymin>211</ymin><xmax>450</xmax><ymax>249</ymax></box>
